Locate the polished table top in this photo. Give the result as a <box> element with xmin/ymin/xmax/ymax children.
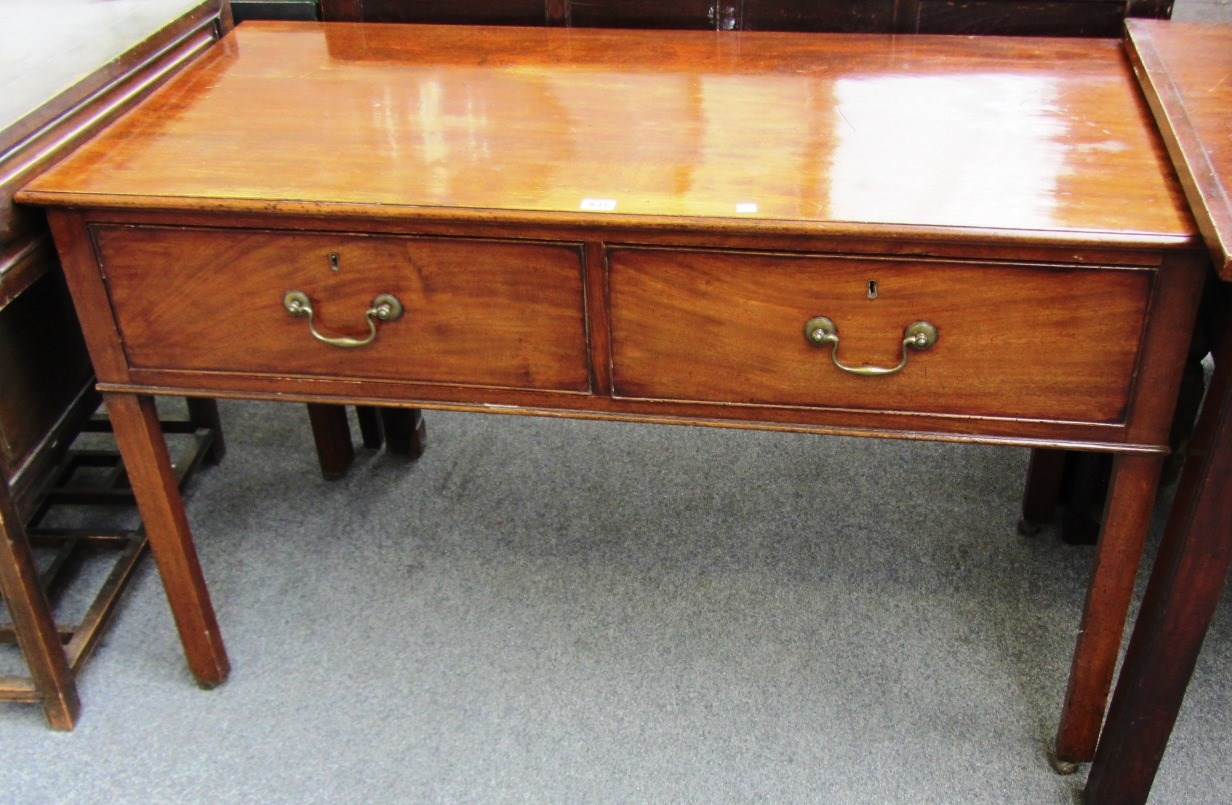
<box><xmin>23</xmin><ymin>22</ymin><xmax>1194</xmax><ymax>247</ymax></box>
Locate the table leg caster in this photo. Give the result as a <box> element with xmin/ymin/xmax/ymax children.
<box><xmin>1017</xmin><ymin>517</ymin><xmax>1045</xmax><ymax>537</ymax></box>
<box><xmin>1048</xmin><ymin>744</ymin><xmax>1082</xmax><ymax>776</ymax></box>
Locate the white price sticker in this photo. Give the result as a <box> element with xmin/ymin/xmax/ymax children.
<box><xmin>580</xmin><ymin>198</ymin><xmax>617</xmax><ymax>212</ymax></box>
<box><xmin>735</xmin><ymin>202</ymin><xmax>758</xmax><ymax>214</ymax></box>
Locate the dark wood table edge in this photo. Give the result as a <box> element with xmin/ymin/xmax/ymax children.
<box><xmin>1124</xmin><ymin>19</ymin><xmax>1232</xmax><ymax>280</ymax></box>
<box><xmin>1084</xmin><ymin>20</ymin><xmax>1232</xmax><ymax>804</ymax></box>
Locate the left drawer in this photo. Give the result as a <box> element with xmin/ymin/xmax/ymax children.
<box><xmin>93</xmin><ymin>226</ymin><xmax>591</xmax><ymax>392</ymax></box>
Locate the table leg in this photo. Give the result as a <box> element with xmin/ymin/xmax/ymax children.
<box><xmin>185</xmin><ymin>398</ymin><xmax>226</xmax><ymax>465</ymax></box>
<box><xmin>104</xmin><ymin>393</ymin><xmax>229</xmax><ymax>688</ymax></box>
<box><xmin>1019</xmin><ymin>447</ymin><xmax>1067</xmax><ymax>536</ymax></box>
<box><xmin>1084</xmin><ymin>320</ymin><xmax>1232</xmax><ymax>803</ymax></box>
<box><xmin>1053</xmin><ymin>452</ymin><xmax>1164</xmax><ymax>768</ymax></box>
<box><xmin>306</xmin><ymin>403</ymin><xmax>355</xmax><ymax>480</ymax></box>
<box><xmin>380</xmin><ymin>408</ymin><xmax>426</xmax><ymax>460</ymax></box>
<box><xmin>0</xmin><ymin>485</ymin><xmax>79</xmax><ymax>729</ymax></box>
<box><xmin>355</xmin><ymin>406</ymin><xmax>385</xmax><ymax>449</ymax></box>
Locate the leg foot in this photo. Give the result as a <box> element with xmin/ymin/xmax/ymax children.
<box><xmin>1017</xmin><ymin>517</ymin><xmax>1044</xmax><ymax>537</ymax></box>
<box><xmin>1049</xmin><ymin>744</ymin><xmax>1082</xmax><ymax>776</ymax></box>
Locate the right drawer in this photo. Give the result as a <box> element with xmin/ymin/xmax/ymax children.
<box><xmin>607</xmin><ymin>247</ymin><xmax>1153</xmax><ymax>424</ymax></box>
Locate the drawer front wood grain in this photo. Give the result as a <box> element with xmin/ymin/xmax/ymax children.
<box><xmin>608</xmin><ymin>248</ymin><xmax>1152</xmax><ymax>424</ymax></box>
<box><xmin>94</xmin><ymin>227</ymin><xmax>590</xmax><ymax>392</ymax></box>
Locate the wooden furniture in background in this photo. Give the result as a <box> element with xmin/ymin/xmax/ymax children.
<box><xmin>0</xmin><ymin>409</ymin><xmax>220</xmax><ymax>720</ymax></box>
<box><xmin>1086</xmin><ymin>20</ymin><xmax>1232</xmax><ymax>804</ymax></box>
<box><xmin>321</xmin><ymin>0</ymin><xmax>1172</xmax><ymax>35</ymax></box>
<box><xmin>0</xmin><ymin>0</ymin><xmax>231</xmax><ymax>728</ymax></box>
<box><xmin>306</xmin><ymin>403</ymin><xmax>424</xmax><ymax>478</ymax></box>
<box><xmin>19</xmin><ymin>23</ymin><xmax>1203</xmax><ymax>765</ymax></box>
<box><xmin>231</xmin><ymin>0</ymin><xmax>318</xmax><ymax>23</ymax></box>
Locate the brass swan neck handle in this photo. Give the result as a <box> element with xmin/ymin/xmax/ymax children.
<box><xmin>804</xmin><ymin>316</ymin><xmax>937</xmax><ymax>377</ymax></box>
<box><xmin>282</xmin><ymin>290</ymin><xmax>403</xmax><ymax>349</ymax></box>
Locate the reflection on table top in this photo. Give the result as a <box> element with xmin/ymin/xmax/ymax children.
<box><xmin>22</xmin><ymin>22</ymin><xmax>1196</xmax><ymax>247</ymax></box>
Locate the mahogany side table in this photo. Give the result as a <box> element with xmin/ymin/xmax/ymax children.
<box><xmin>18</xmin><ymin>22</ymin><xmax>1206</xmax><ymax>763</ymax></box>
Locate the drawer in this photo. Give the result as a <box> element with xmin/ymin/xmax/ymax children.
<box><xmin>608</xmin><ymin>248</ymin><xmax>1153</xmax><ymax>424</ymax></box>
<box><xmin>94</xmin><ymin>227</ymin><xmax>590</xmax><ymax>392</ymax></box>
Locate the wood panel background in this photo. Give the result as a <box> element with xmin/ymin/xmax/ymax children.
<box><xmin>320</xmin><ymin>0</ymin><xmax>1172</xmax><ymax>36</ymax></box>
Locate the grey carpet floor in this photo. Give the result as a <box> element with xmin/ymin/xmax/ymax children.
<box><xmin>2</xmin><ymin>399</ymin><xmax>1229</xmax><ymax>803</ymax></box>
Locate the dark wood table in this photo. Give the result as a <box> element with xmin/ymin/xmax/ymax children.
<box><xmin>18</xmin><ymin>22</ymin><xmax>1205</xmax><ymax>766</ymax></box>
<box><xmin>1085</xmin><ymin>19</ymin><xmax>1232</xmax><ymax>803</ymax></box>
